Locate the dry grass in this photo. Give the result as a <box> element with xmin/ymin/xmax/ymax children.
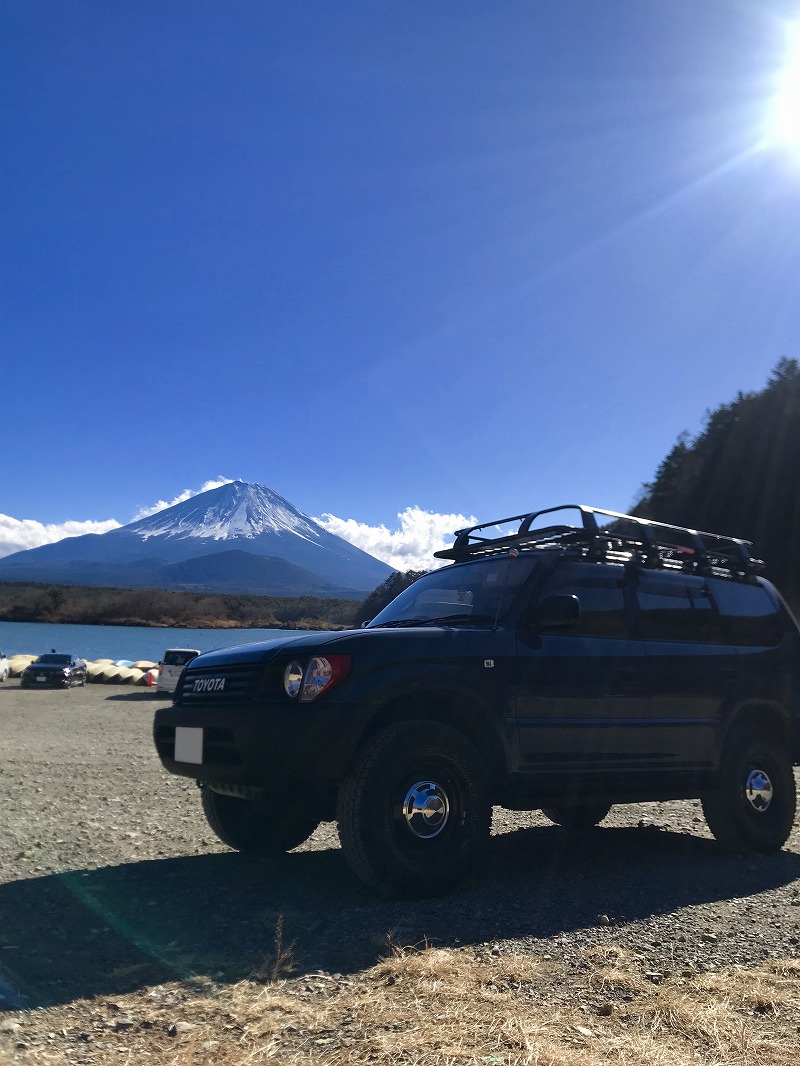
<box><xmin>1</xmin><ymin>942</ymin><xmax>799</xmax><ymax>1065</ymax></box>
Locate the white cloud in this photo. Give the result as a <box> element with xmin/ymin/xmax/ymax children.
<box><xmin>131</xmin><ymin>477</ymin><xmax>236</xmax><ymax>520</ymax></box>
<box><xmin>317</xmin><ymin>506</ymin><xmax>477</xmax><ymax>571</ymax></box>
<box><xmin>0</xmin><ymin>477</ymin><xmax>238</xmax><ymax>559</ymax></box>
<box><xmin>0</xmin><ymin>515</ymin><xmax>122</xmax><ymax>559</ymax></box>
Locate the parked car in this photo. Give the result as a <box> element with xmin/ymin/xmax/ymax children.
<box><xmin>20</xmin><ymin>652</ymin><xmax>87</xmax><ymax>688</ymax></box>
<box><xmin>153</xmin><ymin>505</ymin><xmax>800</xmax><ymax>896</ymax></box>
<box><xmin>0</xmin><ymin>650</ymin><xmax>9</xmax><ymax>682</ymax></box>
<box><xmin>156</xmin><ymin>649</ymin><xmax>200</xmax><ymax>694</ymax></box>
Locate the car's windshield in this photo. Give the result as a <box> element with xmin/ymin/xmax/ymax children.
<box><xmin>367</xmin><ymin>555</ymin><xmax>539</xmax><ymax>628</ymax></box>
<box><xmin>35</xmin><ymin>654</ymin><xmax>71</xmax><ymax>665</ymax></box>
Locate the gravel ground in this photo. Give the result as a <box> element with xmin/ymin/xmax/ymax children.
<box><xmin>1</xmin><ymin>680</ymin><xmax>800</xmax><ymax>1020</ymax></box>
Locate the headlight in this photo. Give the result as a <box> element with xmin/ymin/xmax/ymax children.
<box><xmin>283</xmin><ymin>661</ymin><xmax>304</xmax><ymax>698</ymax></box>
<box><xmin>283</xmin><ymin>655</ymin><xmax>351</xmax><ymax>702</ymax></box>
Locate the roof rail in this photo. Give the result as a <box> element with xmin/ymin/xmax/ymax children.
<box><xmin>433</xmin><ymin>504</ymin><xmax>764</xmax><ymax>579</ymax></box>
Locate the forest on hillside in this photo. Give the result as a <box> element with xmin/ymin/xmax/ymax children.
<box><xmin>634</xmin><ymin>358</ymin><xmax>800</xmax><ymax>609</ymax></box>
<box><xmin>0</xmin><ymin>582</ymin><xmax>359</xmax><ymax>630</ymax></box>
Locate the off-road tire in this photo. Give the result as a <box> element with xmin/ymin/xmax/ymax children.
<box><xmin>702</xmin><ymin>729</ymin><xmax>796</xmax><ymax>853</ymax></box>
<box><xmin>201</xmin><ymin>785</ymin><xmax>319</xmax><ymax>855</ymax></box>
<box><xmin>336</xmin><ymin>720</ymin><xmax>491</xmax><ymax>897</ymax></box>
<box><xmin>541</xmin><ymin>803</ymin><xmax>612</xmax><ymax>829</ymax></box>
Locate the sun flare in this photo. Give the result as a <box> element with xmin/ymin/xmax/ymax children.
<box><xmin>767</xmin><ymin>21</ymin><xmax>800</xmax><ymax>155</ymax></box>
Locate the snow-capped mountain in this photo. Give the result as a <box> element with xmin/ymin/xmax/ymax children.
<box><xmin>0</xmin><ymin>482</ymin><xmax>395</xmax><ymax>597</ymax></box>
<box><xmin>130</xmin><ymin>481</ymin><xmax>325</xmax><ymax>543</ymax></box>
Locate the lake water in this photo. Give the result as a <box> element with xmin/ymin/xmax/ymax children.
<box><xmin>0</xmin><ymin>619</ymin><xmax>294</xmax><ymax>663</ymax></box>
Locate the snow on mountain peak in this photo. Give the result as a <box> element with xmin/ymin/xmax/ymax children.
<box><xmin>129</xmin><ymin>481</ymin><xmax>323</xmax><ymax>543</ymax></box>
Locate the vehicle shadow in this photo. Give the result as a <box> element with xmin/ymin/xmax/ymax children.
<box><xmin>103</xmin><ymin>691</ymin><xmax>169</xmax><ymax>703</ymax></box>
<box><xmin>1</xmin><ymin>824</ymin><xmax>799</xmax><ymax>1010</ymax></box>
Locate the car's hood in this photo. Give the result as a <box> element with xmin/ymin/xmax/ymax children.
<box><xmin>182</xmin><ymin>625</ymin><xmax>503</xmax><ymax>671</ymax></box>
<box><xmin>189</xmin><ymin>630</ymin><xmax>360</xmax><ymax>669</ymax></box>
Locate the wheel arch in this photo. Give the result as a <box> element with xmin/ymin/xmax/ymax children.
<box><xmin>354</xmin><ymin>689</ymin><xmax>509</xmax><ymax>793</ymax></box>
<box><xmin>719</xmin><ymin>700</ymin><xmax>792</xmax><ymax>750</ymax></box>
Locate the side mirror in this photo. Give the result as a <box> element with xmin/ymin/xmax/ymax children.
<box><xmin>533</xmin><ymin>594</ymin><xmax>581</xmax><ymax>629</ymax></box>
<box><xmin>360</xmin><ymin>620</ymin><xmax>371</xmax><ymax>629</ymax></box>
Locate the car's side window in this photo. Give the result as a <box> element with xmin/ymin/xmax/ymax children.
<box><xmin>707</xmin><ymin>580</ymin><xmax>782</xmax><ymax>647</ymax></box>
<box><xmin>538</xmin><ymin>565</ymin><xmax>628</xmax><ymax>638</ymax></box>
<box><xmin>634</xmin><ymin>574</ymin><xmax>722</xmax><ymax>643</ymax></box>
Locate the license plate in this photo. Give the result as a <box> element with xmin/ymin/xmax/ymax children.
<box><xmin>174</xmin><ymin>727</ymin><xmax>203</xmax><ymax>764</ymax></box>
<box><xmin>36</xmin><ymin>675</ymin><xmax>46</xmax><ymax>682</ymax></box>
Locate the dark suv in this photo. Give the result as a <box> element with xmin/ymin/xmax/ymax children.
<box><xmin>153</xmin><ymin>505</ymin><xmax>800</xmax><ymax>896</ymax></box>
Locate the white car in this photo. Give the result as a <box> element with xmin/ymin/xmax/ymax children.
<box><xmin>156</xmin><ymin>648</ymin><xmax>200</xmax><ymax>695</ymax></box>
<box><xmin>0</xmin><ymin>650</ymin><xmax>8</xmax><ymax>682</ymax></box>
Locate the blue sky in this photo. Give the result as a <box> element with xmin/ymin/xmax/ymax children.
<box><xmin>2</xmin><ymin>1</ymin><xmax>800</xmax><ymax>568</ymax></box>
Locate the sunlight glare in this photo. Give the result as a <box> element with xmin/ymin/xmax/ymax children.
<box><xmin>768</xmin><ymin>21</ymin><xmax>800</xmax><ymax>155</ymax></box>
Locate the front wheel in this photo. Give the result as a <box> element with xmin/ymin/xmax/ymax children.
<box><xmin>337</xmin><ymin>720</ymin><xmax>491</xmax><ymax>897</ymax></box>
<box><xmin>702</xmin><ymin>730</ymin><xmax>796</xmax><ymax>853</ymax></box>
<box><xmin>541</xmin><ymin>802</ymin><xmax>612</xmax><ymax>829</ymax></box>
<box><xmin>201</xmin><ymin>785</ymin><xmax>320</xmax><ymax>855</ymax></box>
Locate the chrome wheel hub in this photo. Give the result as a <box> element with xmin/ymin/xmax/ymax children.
<box><xmin>745</xmin><ymin>768</ymin><xmax>774</xmax><ymax>812</ymax></box>
<box><xmin>402</xmin><ymin>780</ymin><xmax>450</xmax><ymax>839</ymax></box>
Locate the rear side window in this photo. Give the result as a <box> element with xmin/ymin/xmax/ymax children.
<box><xmin>708</xmin><ymin>581</ymin><xmax>782</xmax><ymax>647</ymax></box>
<box><xmin>634</xmin><ymin>575</ymin><xmax>721</xmax><ymax>643</ymax></box>
<box><xmin>539</xmin><ymin>566</ymin><xmax>627</xmax><ymax>638</ymax></box>
<box><xmin>164</xmin><ymin>650</ymin><xmax>198</xmax><ymax>666</ymax></box>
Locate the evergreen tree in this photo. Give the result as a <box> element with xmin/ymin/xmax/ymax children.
<box><xmin>634</xmin><ymin>359</ymin><xmax>800</xmax><ymax>607</ymax></box>
<box><xmin>352</xmin><ymin>570</ymin><xmax>428</xmax><ymax>627</ymax></box>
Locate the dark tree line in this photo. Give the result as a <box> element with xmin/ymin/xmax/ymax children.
<box><xmin>0</xmin><ymin>575</ymin><xmax>433</xmax><ymax>630</ymax></box>
<box><xmin>0</xmin><ymin>582</ymin><xmax>358</xmax><ymax>630</ymax></box>
<box><xmin>634</xmin><ymin>358</ymin><xmax>800</xmax><ymax>609</ymax></box>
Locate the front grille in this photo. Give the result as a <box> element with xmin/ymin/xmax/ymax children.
<box><xmin>176</xmin><ymin>664</ymin><xmax>260</xmax><ymax>703</ymax></box>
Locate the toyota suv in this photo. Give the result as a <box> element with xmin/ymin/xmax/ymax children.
<box><xmin>153</xmin><ymin>505</ymin><xmax>800</xmax><ymax>896</ymax></box>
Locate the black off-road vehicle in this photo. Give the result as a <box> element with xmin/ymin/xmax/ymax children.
<box><xmin>153</xmin><ymin>505</ymin><xmax>800</xmax><ymax>895</ymax></box>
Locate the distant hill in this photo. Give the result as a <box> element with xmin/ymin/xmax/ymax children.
<box><xmin>634</xmin><ymin>358</ymin><xmax>800</xmax><ymax>607</ymax></box>
<box><xmin>159</xmin><ymin>549</ymin><xmax>364</xmax><ymax>598</ymax></box>
<box><xmin>0</xmin><ymin>481</ymin><xmax>394</xmax><ymax>598</ymax></box>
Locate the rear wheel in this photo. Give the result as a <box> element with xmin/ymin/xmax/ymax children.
<box><xmin>702</xmin><ymin>730</ymin><xmax>796</xmax><ymax>853</ymax></box>
<box><xmin>541</xmin><ymin>803</ymin><xmax>612</xmax><ymax>829</ymax></box>
<box><xmin>201</xmin><ymin>785</ymin><xmax>320</xmax><ymax>855</ymax></box>
<box><xmin>337</xmin><ymin>720</ymin><xmax>491</xmax><ymax>897</ymax></box>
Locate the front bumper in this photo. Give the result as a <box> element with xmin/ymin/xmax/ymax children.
<box><xmin>21</xmin><ymin>673</ymin><xmax>72</xmax><ymax>687</ymax></box>
<box><xmin>153</xmin><ymin>699</ymin><xmax>371</xmax><ymax>792</ymax></box>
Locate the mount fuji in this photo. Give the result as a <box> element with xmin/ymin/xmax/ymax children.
<box><xmin>0</xmin><ymin>482</ymin><xmax>395</xmax><ymax>598</ymax></box>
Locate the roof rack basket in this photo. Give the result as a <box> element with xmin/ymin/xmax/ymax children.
<box><xmin>434</xmin><ymin>505</ymin><xmax>764</xmax><ymax>580</ymax></box>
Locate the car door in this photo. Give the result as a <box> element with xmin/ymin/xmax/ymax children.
<box><xmin>514</xmin><ymin>561</ymin><xmax>649</xmax><ymax>788</ymax></box>
<box><xmin>632</xmin><ymin>570</ymin><xmax>730</xmax><ymax>774</ymax></box>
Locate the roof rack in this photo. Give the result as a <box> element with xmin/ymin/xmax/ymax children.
<box><xmin>433</xmin><ymin>505</ymin><xmax>764</xmax><ymax>580</ymax></box>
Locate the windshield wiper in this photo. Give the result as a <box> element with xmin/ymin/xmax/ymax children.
<box><xmin>371</xmin><ymin>613</ymin><xmax>495</xmax><ymax>629</ymax></box>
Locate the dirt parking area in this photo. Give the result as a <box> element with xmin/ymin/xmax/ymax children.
<box><xmin>1</xmin><ymin>681</ymin><xmax>799</xmax><ymax>1063</ymax></box>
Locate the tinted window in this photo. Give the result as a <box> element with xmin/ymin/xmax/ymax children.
<box><xmin>635</xmin><ymin>575</ymin><xmax>721</xmax><ymax>643</ymax></box>
<box><xmin>708</xmin><ymin>581</ymin><xmax>782</xmax><ymax>647</ymax></box>
<box><xmin>36</xmin><ymin>654</ymin><xmax>71</xmax><ymax>665</ymax></box>
<box><xmin>539</xmin><ymin>566</ymin><xmax>627</xmax><ymax>638</ymax></box>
